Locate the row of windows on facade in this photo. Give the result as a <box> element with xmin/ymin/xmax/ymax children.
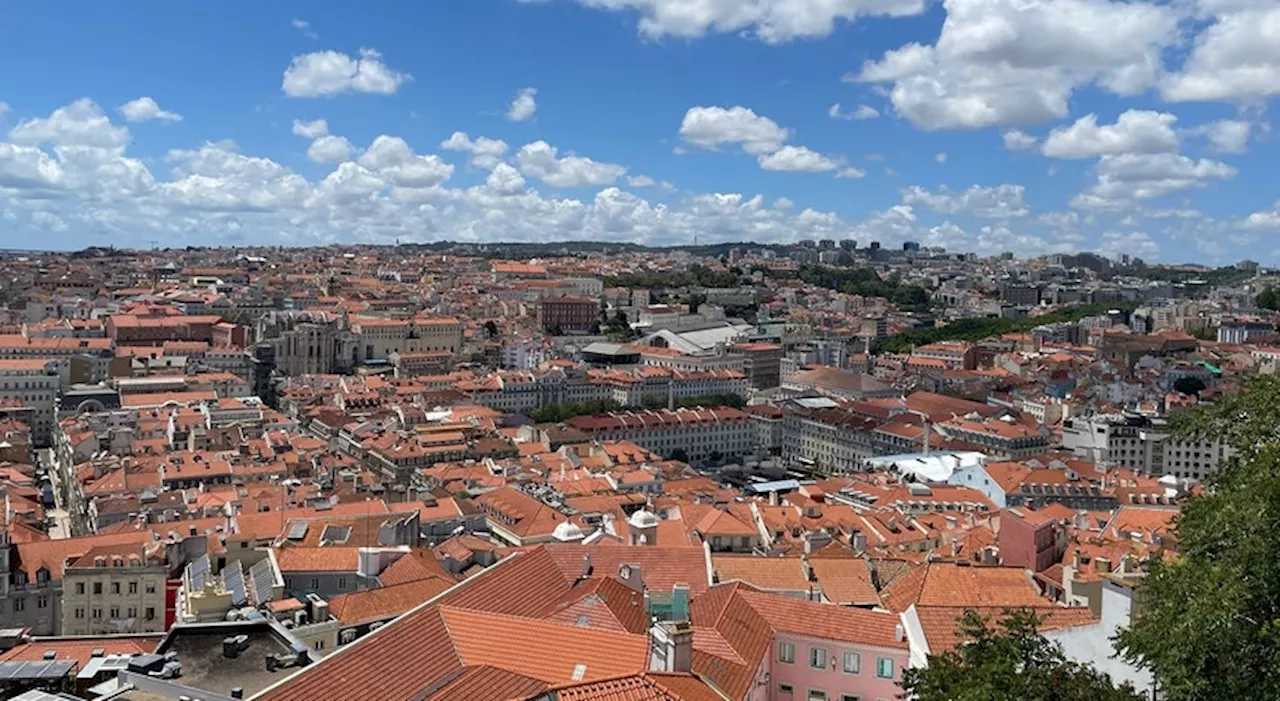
<box><xmin>73</xmin><ymin>606</ymin><xmax>155</xmax><ymax>620</ymax></box>
<box><xmin>777</xmin><ymin>685</ymin><xmax>891</xmax><ymax>701</ymax></box>
<box><xmin>73</xmin><ymin>581</ymin><xmax>156</xmax><ymax>595</ymax></box>
<box><xmin>776</xmin><ymin>642</ymin><xmax>895</xmax><ymax>679</ymax></box>
<box><xmin>8</xmin><ymin>596</ymin><xmax>50</xmax><ymax>611</ymax></box>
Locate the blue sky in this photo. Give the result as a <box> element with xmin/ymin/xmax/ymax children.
<box><xmin>0</xmin><ymin>0</ymin><xmax>1278</xmax><ymax>262</ymax></box>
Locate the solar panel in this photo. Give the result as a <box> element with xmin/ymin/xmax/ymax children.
<box><xmin>188</xmin><ymin>554</ymin><xmax>210</xmax><ymax>591</ymax></box>
<box><xmin>249</xmin><ymin>557</ymin><xmax>275</xmax><ymax>606</ymax></box>
<box><xmin>286</xmin><ymin>522</ymin><xmax>309</xmax><ymax>540</ymax></box>
<box><xmin>320</xmin><ymin>525</ymin><xmax>352</xmax><ymax>544</ymax></box>
<box><xmin>224</xmin><ymin>560</ymin><xmax>248</xmax><ymax>606</ymax></box>
<box><xmin>0</xmin><ymin>660</ymin><xmax>78</xmax><ymax>680</ymax></box>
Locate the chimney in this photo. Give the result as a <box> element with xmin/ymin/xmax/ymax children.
<box><xmin>895</xmin><ymin>623</ymin><xmax>906</xmax><ymax>643</ymax></box>
<box><xmin>617</xmin><ymin>563</ymin><xmax>644</xmax><ymax>593</ymax></box>
<box><xmin>581</xmin><ymin>554</ymin><xmax>593</xmax><ymax>580</ymax></box>
<box><xmin>650</xmin><ymin>620</ymin><xmax>693</xmax><ymax>673</ymax></box>
<box><xmin>852</xmin><ymin>532</ymin><xmax>868</xmax><ymax>554</ymax></box>
<box><xmin>1094</xmin><ymin>556</ymin><xmax>1112</xmax><ymax>573</ymax></box>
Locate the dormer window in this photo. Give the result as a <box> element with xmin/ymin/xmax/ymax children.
<box><xmin>36</xmin><ymin>568</ymin><xmax>50</xmax><ymax>584</ymax></box>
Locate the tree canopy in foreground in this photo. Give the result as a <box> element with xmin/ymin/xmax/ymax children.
<box><xmin>901</xmin><ymin>609</ymin><xmax>1142</xmax><ymax>701</ymax></box>
<box><xmin>1116</xmin><ymin>376</ymin><xmax>1280</xmax><ymax>700</ymax></box>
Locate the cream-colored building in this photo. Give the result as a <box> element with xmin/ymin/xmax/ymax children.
<box><xmin>61</xmin><ymin>543</ymin><xmax>169</xmax><ymax>636</ymax></box>
<box><xmin>0</xmin><ymin>358</ymin><xmax>60</xmax><ymax>445</ymax></box>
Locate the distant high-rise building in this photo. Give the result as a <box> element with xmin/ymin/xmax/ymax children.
<box><xmin>903</xmin><ymin>241</ymin><xmax>920</xmax><ymax>252</ymax></box>
<box><xmin>839</xmin><ymin>239</ymin><xmax>858</xmax><ymax>250</ymax></box>
<box><xmin>818</xmin><ymin>239</ymin><xmax>836</xmax><ymax>250</ymax></box>
<box><xmin>869</xmin><ymin>241</ymin><xmax>881</xmax><ymax>251</ymax></box>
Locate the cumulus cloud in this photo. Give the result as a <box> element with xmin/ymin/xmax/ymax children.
<box><xmin>440</xmin><ymin>131</ymin><xmax>508</xmax><ymax>169</ymax></box>
<box><xmin>515</xmin><ymin>140</ymin><xmax>626</xmax><ymax>188</ymax></box>
<box><xmin>1161</xmin><ymin>4</ymin><xmax>1280</xmax><ymax>102</ymax></box>
<box><xmin>282</xmin><ymin>48</ymin><xmax>411</xmax><ymax>97</ymax></box>
<box><xmin>306</xmin><ymin>135</ymin><xmax>354</xmax><ymax>163</ymax></box>
<box><xmin>1002</xmin><ymin>129</ymin><xmax>1038</xmax><ymax>151</ymax></box>
<box><xmin>119</xmin><ymin>97</ymin><xmax>182</xmax><ymax>123</ymax></box>
<box><xmin>679</xmin><ymin>105</ymin><xmax>790</xmax><ymax>154</ymax></box>
<box><xmin>1072</xmin><ymin>153</ymin><xmax>1237</xmax><ymax>210</ymax></box>
<box><xmin>1191</xmin><ymin>119</ymin><xmax>1252</xmax><ymax>153</ymax></box>
<box><xmin>1042</xmin><ymin>110</ymin><xmax>1180</xmax><ymax>159</ymax></box>
<box><xmin>507</xmin><ymin>87</ymin><xmax>538</xmax><ymax>122</ymax></box>
<box><xmin>853</xmin><ymin>0</ymin><xmax>1181</xmax><ymax>129</ymax></box>
<box><xmin>10</xmin><ymin>98</ymin><xmax>129</xmax><ymax>149</ymax></box>
<box><xmin>758</xmin><ymin>145</ymin><xmax>841</xmax><ymax>172</ymax></box>
<box><xmin>292</xmin><ymin>119</ymin><xmax>329</xmax><ymax>139</ymax></box>
<box><xmin>539</xmin><ymin>0</ymin><xmax>926</xmax><ymax>44</ymax></box>
<box><xmin>901</xmin><ymin>184</ymin><xmax>1031</xmax><ymax>218</ymax></box>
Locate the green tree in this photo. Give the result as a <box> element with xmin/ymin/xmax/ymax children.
<box><xmin>903</xmin><ymin>609</ymin><xmax>1143</xmax><ymax>701</ymax></box>
<box><xmin>670</xmin><ymin>448</ymin><xmax>689</xmax><ymax>464</ymax></box>
<box><xmin>1116</xmin><ymin>376</ymin><xmax>1280</xmax><ymax>700</ymax></box>
<box><xmin>1172</xmin><ymin>376</ymin><xmax>1206</xmax><ymax>396</ymax></box>
<box><xmin>1257</xmin><ymin>285</ymin><xmax>1280</xmax><ymax>311</ymax></box>
<box><xmin>484</xmin><ymin>320</ymin><xmax>499</xmax><ymax>339</ymax></box>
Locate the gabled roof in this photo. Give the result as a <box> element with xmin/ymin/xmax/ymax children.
<box><xmin>255</xmin><ymin>547</ymin><xmax>652</xmax><ymax>701</ymax></box>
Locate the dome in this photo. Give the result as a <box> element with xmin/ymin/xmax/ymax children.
<box><xmin>552</xmin><ymin>521</ymin><xmax>585</xmax><ymax>542</ymax></box>
<box><xmin>628</xmin><ymin>509</ymin><xmax>659</xmax><ymax>529</ymax></box>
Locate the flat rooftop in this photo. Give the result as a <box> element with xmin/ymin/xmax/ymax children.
<box><xmin>156</xmin><ymin>624</ymin><xmax>297</xmax><ymax>698</ymax></box>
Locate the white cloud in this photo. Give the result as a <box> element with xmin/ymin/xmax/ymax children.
<box><xmin>829</xmin><ymin>103</ymin><xmax>879</xmax><ymax>120</ymax></box>
<box><xmin>1072</xmin><ymin>153</ymin><xmax>1237</xmax><ymax>210</ymax></box>
<box><xmin>1192</xmin><ymin>119</ymin><xmax>1252</xmax><ymax>153</ymax></box>
<box><xmin>679</xmin><ymin>105</ymin><xmax>790</xmax><ymax>154</ymax></box>
<box><xmin>439</xmin><ymin>131</ymin><xmax>508</xmax><ymax>169</ymax></box>
<box><xmin>306</xmin><ymin>135</ymin><xmax>354</xmax><ymax>163</ymax></box>
<box><xmin>901</xmin><ymin>183</ymin><xmax>1030</xmax><ymax>218</ymax></box>
<box><xmin>119</xmin><ymin>97</ymin><xmax>182</xmax><ymax>123</ymax></box>
<box><xmin>1161</xmin><ymin>5</ymin><xmax>1280</xmax><ymax>102</ymax></box>
<box><xmin>515</xmin><ymin>140</ymin><xmax>626</xmax><ymax>187</ymax></box>
<box><xmin>1100</xmin><ymin>230</ymin><xmax>1160</xmax><ymax>259</ymax></box>
<box><xmin>935</xmin><ymin>152</ymin><xmax>947</xmax><ymax>163</ymax></box>
<box><xmin>507</xmin><ymin>87</ymin><xmax>538</xmax><ymax>122</ymax></box>
<box><xmin>853</xmin><ymin>0</ymin><xmax>1181</xmax><ymax>130</ymax></box>
<box><xmin>291</xmin><ymin>18</ymin><xmax>319</xmax><ymax>39</ymax></box>
<box><xmin>547</xmin><ymin>0</ymin><xmax>927</xmax><ymax>44</ymax></box>
<box><xmin>1042</xmin><ymin>110</ymin><xmax>1180</xmax><ymax>159</ymax></box>
<box><xmin>485</xmin><ymin>163</ymin><xmax>527</xmax><ymax>195</ymax></box>
<box><xmin>1002</xmin><ymin>129</ymin><xmax>1038</xmax><ymax>151</ymax></box>
<box><xmin>358</xmin><ymin>135</ymin><xmax>454</xmax><ymax>188</ymax></box>
<box><xmin>758</xmin><ymin>145</ymin><xmax>841</xmax><ymax>172</ymax></box>
<box><xmin>292</xmin><ymin>119</ymin><xmax>329</xmax><ymax>139</ymax></box>
<box><xmin>836</xmin><ymin>167</ymin><xmax>867</xmax><ymax>179</ymax></box>
<box><xmin>282</xmin><ymin>48</ymin><xmax>411</xmax><ymax>97</ymax></box>
<box><xmin>0</xmin><ymin>103</ymin><xmax>10</xmax><ymax>117</ymax></box>
<box><xmin>1242</xmin><ymin>202</ymin><xmax>1280</xmax><ymax>230</ymax></box>
<box><xmin>626</xmin><ymin>174</ymin><xmax>657</xmax><ymax>187</ymax></box>
<box><xmin>10</xmin><ymin>98</ymin><xmax>129</xmax><ymax>149</ymax></box>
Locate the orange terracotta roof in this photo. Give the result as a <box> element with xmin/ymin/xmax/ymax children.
<box><xmin>711</xmin><ymin>555</ymin><xmax>809</xmax><ymax>592</ymax></box>
<box><xmin>328</xmin><ymin>578</ymin><xmax>455</xmax><ymax>626</ymax></box>
<box><xmin>808</xmin><ymin>557</ymin><xmax>881</xmax><ymax>606</ymax></box>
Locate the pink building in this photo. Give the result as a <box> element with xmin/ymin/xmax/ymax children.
<box><xmin>688</xmin><ymin>583</ymin><xmax>909</xmax><ymax>701</ymax></box>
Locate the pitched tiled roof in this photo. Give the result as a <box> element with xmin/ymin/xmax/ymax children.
<box><xmin>273</xmin><ymin>546</ymin><xmax>362</xmax><ymax>573</ymax></box>
<box><xmin>808</xmin><ymin>557</ymin><xmax>881</xmax><ymax>606</ymax></box>
<box><xmin>549</xmin><ymin>672</ymin><xmax>723</xmax><ymax>701</ymax></box>
<box><xmin>711</xmin><ymin>555</ymin><xmax>809</xmax><ymax>592</ymax></box>
<box><xmin>912</xmin><ymin>605</ymin><xmax>1099</xmax><ymax>653</ymax></box>
<box><xmin>328</xmin><ymin>578</ymin><xmax>455</xmax><ymax>626</ymax></box>
<box><xmin>883</xmin><ymin>561</ymin><xmax>1055</xmax><ymax>613</ymax></box>
<box><xmin>542</xmin><ymin>543</ymin><xmax>711</xmax><ymax>597</ymax></box>
<box><xmin>257</xmin><ymin>547</ymin><xmax>652</xmax><ymax>701</ymax></box>
<box><xmin>738</xmin><ymin>589</ymin><xmax>905</xmax><ymax>649</ymax></box>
